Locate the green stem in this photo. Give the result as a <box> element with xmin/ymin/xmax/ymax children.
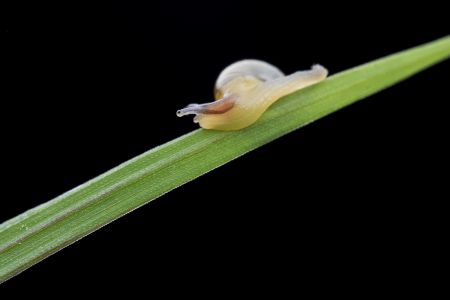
<box><xmin>1</xmin><ymin>36</ymin><xmax>449</xmax><ymax>283</ymax></box>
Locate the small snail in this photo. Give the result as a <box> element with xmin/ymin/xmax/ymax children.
<box><xmin>177</xmin><ymin>60</ymin><xmax>328</xmax><ymax>131</ymax></box>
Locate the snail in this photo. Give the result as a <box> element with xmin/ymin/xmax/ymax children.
<box><xmin>177</xmin><ymin>60</ymin><xmax>328</xmax><ymax>131</ymax></box>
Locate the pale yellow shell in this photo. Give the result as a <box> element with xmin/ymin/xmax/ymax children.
<box><xmin>177</xmin><ymin>60</ymin><xmax>328</xmax><ymax>131</ymax></box>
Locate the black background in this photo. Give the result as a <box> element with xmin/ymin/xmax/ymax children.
<box><xmin>1</xmin><ymin>0</ymin><xmax>449</xmax><ymax>293</ymax></box>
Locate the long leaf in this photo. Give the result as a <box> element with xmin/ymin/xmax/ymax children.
<box><xmin>1</xmin><ymin>36</ymin><xmax>450</xmax><ymax>283</ymax></box>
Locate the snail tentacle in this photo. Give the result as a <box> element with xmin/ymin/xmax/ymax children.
<box><xmin>176</xmin><ymin>95</ymin><xmax>236</xmax><ymax>117</ymax></box>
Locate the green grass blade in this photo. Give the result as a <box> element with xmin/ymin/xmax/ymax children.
<box><xmin>1</xmin><ymin>36</ymin><xmax>449</xmax><ymax>283</ymax></box>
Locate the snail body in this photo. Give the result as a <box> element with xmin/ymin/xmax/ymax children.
<box><xmin>177</xmin><ymin>59</ymin><xmax>328</xmax><ymax>131</ymax></box>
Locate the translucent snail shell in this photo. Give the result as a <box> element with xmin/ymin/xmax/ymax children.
<box><xmin>177</xmin><ymin>59</ymin><xmax>328</xmax><ymax>131</ymax></box>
